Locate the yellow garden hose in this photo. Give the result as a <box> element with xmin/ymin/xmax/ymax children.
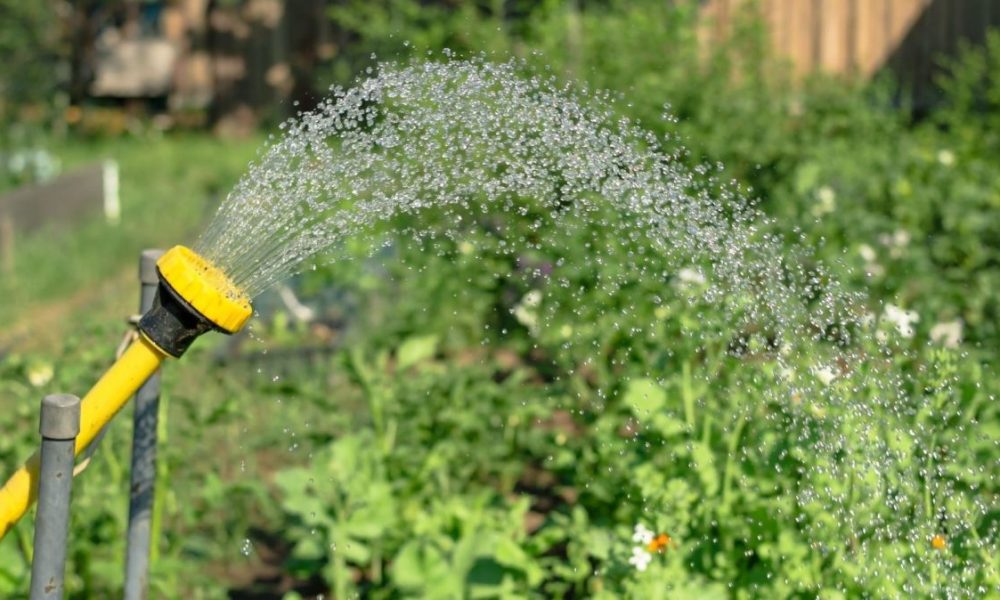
<box><xmin>0</xmin><ymin>337</ymin><xmax>166</xmax><ymax>539</ymax></box>
<box><xmin>0</xmin><ymin>246</ymin><xmax>252</xmax><ymax>540</ymax></box>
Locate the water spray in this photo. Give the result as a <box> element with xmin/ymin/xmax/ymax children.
<box><xmin>0</xmin><ymin>59</ymin><xmax>993</xmax><ymax>596</ymax></box>
<box><xmin>0</xmin><ymin>245</ymin><xmax>251</xmax><ymax>538</ymax></box>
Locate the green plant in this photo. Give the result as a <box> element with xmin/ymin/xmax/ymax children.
<box><xmin>1</xmin><ymin>2</ymin><xmax>1000</xmax><ymax>597</ymax></box>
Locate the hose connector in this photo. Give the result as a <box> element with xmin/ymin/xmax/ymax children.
<box><xmin>138</xmin><ymin>245</ymin><xmax>252</xmax><ymax>357</ymax></box>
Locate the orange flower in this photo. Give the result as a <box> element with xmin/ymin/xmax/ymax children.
<box><xmin>646</xmin><ymin>533</ymin><xmax>671</xmax><ymax>553</ymax></box>
<box><xmin>931</xmin><ymin>534</ymin><xmax>947</xmax><ymax>551</ymax></box>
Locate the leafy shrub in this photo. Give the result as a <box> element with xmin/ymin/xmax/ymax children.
<box><xmin>1</xmin><ymin>1</ymin><xmax>999</xmax><ymax>597</ymax></box>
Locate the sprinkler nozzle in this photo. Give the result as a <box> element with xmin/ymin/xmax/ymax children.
<box><xmin>138</xmin><ymin>245</ymin><xmax>252</xmax><ymax>357</ymax></box>
<box><xmin>0</xmin><ymin>246</ymin><xmax>251</xmax><ymax>539</ymax></box>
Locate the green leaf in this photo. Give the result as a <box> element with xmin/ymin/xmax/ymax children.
<box><xmin>794</xmin><ymin>160</ymin><xmax>821</xmax><ymax>194</ymax></box>
<box><xmin>392</xmin><ymin>540</ymin><xmax>456</xmax><ymax>597</ymax></box>
<box><xmin>291</xmin><ymin>536</ymin><xmax>325</xmax><ymax>562</ymax></box>
<box><xmin>651</xmin><ymin>413</ymin><xmax>686</xmax><ymax>437</ymax></box>
<box><xmin>623</xmin><ymin>378</ymin><xmax>666</xmax><ymax>417</ymax></box>
<box><xmin>398</xmin><ymin>334</ymin><xmax>439</xmax><ymax>369</ymax></box>
<box><xmin>494</xmin><ymin>537</ymin><xmax>542</xmax><ymax>585</ymax></box>
<box><xmin>585</xmin><ymin>528</ymin><xmax>612</xmax><ymax>561</ymax></box>
<box><xmin>335</xmin><ymin>529</ymin><xmax>371</xmax><ymax>564</ymax></box>
<box><xmin>690</xmin><ymin>442</ymin><xmax>719</xmax><ymax>496</ymax></box>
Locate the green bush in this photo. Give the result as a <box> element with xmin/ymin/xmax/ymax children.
<box><xmin>0</xmin><ymin>1</ymin><xmax>998</xmax><ymax>597</ymax></box>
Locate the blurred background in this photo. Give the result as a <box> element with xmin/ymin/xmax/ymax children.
<box><xmin>2</xmin><ymin>1</ymin><xmax>1000</xmax><ymax>598</ymax></box>
<box><xmin>4</xmin><ymin>1</ymin><xmax>999</xmax><ymax>137</ymax></box>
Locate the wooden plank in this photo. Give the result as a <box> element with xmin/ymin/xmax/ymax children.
<box><xmin>926</xmin><ymin>0</ymin><xmax>952</xmax><ymax>102</ymax></box>
<box><xmin>959</xmin><ymin>0</ymin><xmax>992</xmax><ymax>47</ymax></box>
<box><xmin>943</xmin><ymin>0</ymin><xmax>957</xmax><ymax>65</ymax></box>
<box><xmin>764</xmin><ymin>0</ymin><xmax>790</xmax><ymax>60</ymax></box>
<box><xmin>914</xmin><ymin>0</ymin><xmax>938</xmax><ymax>104</ymax></box>
<box><xmin>716</xmin><ymin>0</ymin><xmax>731</xmax><ymax>42</ymax></box>
<box><xmin>780</xmin><ymin>0</ymin><xmax>796</xmax><ymax>70</ymax></box>
<box><xmin>845</xmin><ymin>0</ymin><xmax>859</xmax><ymax>73</ymax></box>
<box><xmin>811</xmin><ymin>0</ymin><xmax>823</xmax><ymax>70</ymax></box>
<box><xmin>786</xmin><ymin>0</ymin><xmax>816</xmax><ymax>75</ymax></box>
<box><xmin>699</xmin><ymin>0</ymin><xmax>997</xmax><ymax>90</ymax></box>
<box><xmin>854</xmin><ymin>0</ymin><xmax>884</xmax><ymax>75</ymax></box>
<box><xmin>819</xmin><ymin>0</ymin><xmax>851</xmax><ymax>72</ymax></box>
<box><xmin>893</xmin><ymin>0</ymin><xmax>929</xmax><ymax>46</ymax></box>
<box><xmin>883</xmin><ymin>0</ymin><xmax>895</xmax><ymax>71</ymax></box>
<box><xmin>805</xmin><ymin>0</ymin><xmax>818</xmax><ymax>74</ymax></box>
<box><xmin>697</xmin><ymin>0</ymin><xmax>722</xmax><ymax>54</ymax></box>
<box><xmin>949</xmin><ymin>0</ymin><xmax>964</xmax><ymax>52</ymax></box>
<box><xmin>877</xmin><ymin>0</ymin><xmax>894</xmax><ymax>74</ymax></box>
<box><xmin>757</xmin><ymin>0</ymin><xmax>781</xmax><ymax>61</ymax></box>
<box><xmin>885</xmin><ymin>0</ymin><xmax>926</xmax><ymax>91</ymax></box>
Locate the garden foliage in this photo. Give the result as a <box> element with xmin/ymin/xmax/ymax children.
<box><xmin>0</xmin><ymin>1</ymin><xmax>998</xmax><ymax>597</ymax></box>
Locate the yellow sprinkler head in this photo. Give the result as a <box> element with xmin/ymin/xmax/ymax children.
<box><xmin>156</xmin><ymin>246</ymin><xmax>251</xmax><ymax>333</ymax></box>
<box><xmin>138</xmin><ymin>245</ymin><xmax>252</xmax><ymax>357</ymax></box>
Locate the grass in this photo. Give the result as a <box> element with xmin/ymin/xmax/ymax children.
<box><xmin>0</xmin><ymin>135</ymin><xmax>260</xmax><ymax>339</ymax></box>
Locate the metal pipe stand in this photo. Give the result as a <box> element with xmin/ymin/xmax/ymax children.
<box><xmin>123</xmin><ymin>249</ymin><xmax>163</xmax><ymax>600</ymax></box>
<box><xmin>29</xmin><ymin>393</ymin><xmax>81</xmax><ymax>600</ymax></box>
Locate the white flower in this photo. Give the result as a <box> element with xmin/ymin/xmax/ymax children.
<box><xmin>880</xmin><ymin>229</ymin><xmax>911</xmax><ymax>258</ymax></box>
<box><xmin>858</xmin><ymin>243</ymin><xmax>885</xmax><ymax>277</ymax></box>
<box><xmin>814</xmin><ymin>365</ymin><xmax>837</xmax><ymax>386</ymax></box>
<box><xmin>632</xmin><ymin>523</ymin><xmax>654</xmax><ymax>545</ymax></box>
<box><xmin>937</xmin><ymin>149</ymin><xmax>955</xmax><ymax>167</ymax></box>
<box><xmin>858</xmin><ymin>244</ymin><xmax>885</xmax><ymax>277</ymax></box>
<box><xmin>628</xmin><ymin>546</ymin><xmax>653</xmax><ymax>572</ymax></box>
<box><xmin>26</xmin><ymin>362</ymin><xmax>54</xmax><ymax>388</ymax></box>
<box><xmin>513</xmin><ymin>305</ymin><xmax>538</xmax><ymax>334</ymax></box>
<box><xmin>512</xmin><ymin>290</ymin><xmax>543</xmax><ymax>336</ymax></box>
<box><xmin>930</xmin><ymin>319</ymin><xmax>963</xmax><ymax>348</ymax></box>
<box><xmin>883</xmin><ymin>304</ymin><xmax>919</xmax><ymax>338</ymax></box>
<box><xmin>812</xmin><ymin>186</ymin><xmax>836</xmax><ymax>216</ymax></box>
<box><xmin>863</xmin><ymin>261</ymin><xmax>885</xmax><ymax>278</ymax></box>
<box><xmin>858</xmin><ymin>244</ymin><xmax>877</xmax><ymax>263</ymax></box>
<box><xmin>676</xmin><ymin>268</ymin><xmax>706</xmax><ymax>287</ymax></box>
<box><xmin>521</xmin><ymin>289</ymin><xmax>542</xmax><ymax>308</ymax></box>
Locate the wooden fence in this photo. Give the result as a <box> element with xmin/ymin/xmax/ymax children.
<box><xmin>700</xmin><ymin>0</ymin><xmax>1000</xmax><ymax>103</ymax></box>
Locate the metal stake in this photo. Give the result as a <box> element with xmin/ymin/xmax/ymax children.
<box><xmin>123</xmin><ymin>249</ymin><xmax>163</xmax><ymax>600</ymax></box>
<box><xmin>29</xmin><ymin>394</ymin><xmax>81</xmax><ymax>600</ymax></box>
